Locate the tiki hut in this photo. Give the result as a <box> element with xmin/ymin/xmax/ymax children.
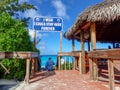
<box><xmin>64</xmin><ymin>0</ymin><xmax>120</xmax><ymax>43</ymax></box>
<box><xmin>64</xmin><ymin>0</ymin><xmax>120</xmax><ymax>90</ymax></box>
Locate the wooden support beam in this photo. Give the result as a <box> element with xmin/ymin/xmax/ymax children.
<box><xmin>72</xmin><ymin>39</ymin><xmax>75</xmax><ymax>70</ymax></box>
<box><xmin>25</xmin><ymin>58</ymin><xmax>31</xmax><ymax>84</ymax></box>
<box><xmin>74</xmin><ymin>29</ymin><xmax>80</xmax><ymax>36</ymax></box>
<box><xmin>81</xmin><ymin>22</ymin><xmax>90</xmax><ymax>30</ymax></box>
<box><xmin>108</xmin><ymin>59</ymin><xmax>115</xmax><ymax>90</ymax></box>
<box><xmin>90</xmin><ymin>23</ymin><xmax>97</xmax><ymax>80</ymax></box>
<box><xmin>72</xmin><ymin>39</ymin><xmax>75</xmax><ymax>51</ymax></box>
<box><xmin>90</xmin><ymin>23</ymin><xmax>96</xmax><ymax>50</ymax></box>
<box><xmin>80</xmin><ymin>31</ymin><xmax>86</xmax><ymax>74</ymax></box>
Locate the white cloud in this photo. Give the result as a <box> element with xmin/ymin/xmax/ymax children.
<box><xmin>23</xmin><ymin>9</ymin><xmax>41</xmax><ymax>18</ymax></box>
<box><xmin>39</xmin><ymin>46</ymin><xmax>46</xmax><ymax>50</ymax></box>
<box><xmin>52</xmin><ymin>0</ymin><xmax>69</xmax><ymax>19</ymax></box>
<box><xmin>28</xmin><ymin>30</ymin><xmax>48</xmax><ymax>39</ymax></box>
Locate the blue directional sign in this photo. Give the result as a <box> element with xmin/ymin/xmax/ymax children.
<box><xmin>33</xmin><ymin>17</ymin><xmax>63</xmax><ymax>31</ymax></box>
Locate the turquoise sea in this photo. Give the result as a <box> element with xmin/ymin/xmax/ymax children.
<box><xmin>40</xmin><ymin>55</ymin><xmax>73</xmax><ymax>68</ymax></box>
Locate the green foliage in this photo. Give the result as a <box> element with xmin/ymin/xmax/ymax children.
<box><xmin>0</xmin><ymin>0</ymin><xmax>37</xmax><ymax>16</ymax></box>
<box><xmin>0</xmin><ymin>12</ymin><xmax>34</xmax><ymax>80</ymax></box>
<box><xmin>0</xmin><ymin>59</ymin><xmax>26</xmax><ymax>80</ymax></box>
<box><xmin>0</xmin><ymin>0</ymin><xmax>37</xmax><ymax>26</ymax></box>
<box><xmin>62</xmin><ymin>62</ymin><xmax>73</xmax><ymax>70</ymax></box>
<box><xmin>0</xmin><ymin>0</ymin><xmax>39</xmax><ymax>81</ymax></box>
<box><xmin>0</xmin><ymin>12</ymin><xmax>34</xmax><ymax>51</ymax></box>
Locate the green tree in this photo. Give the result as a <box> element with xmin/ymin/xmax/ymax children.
<box><xmin>0</xmin><ymin>0</ymin><xmax>39</xmax><ymax>80</ymax></box>
<box><xmin>0</xmin><ymin>0</ymin><xmax>37</xmax><ymax>25</ymax></box>
<box><xmin>0</xmin><ymin>12</ymin><xmax>34</xmax><ymax>80</ymax></box>
<box><xmin>0</xmin><ymin>12</ymin><xmax>33</xmax><ymax>51</ymax></box>
<box><xmin>0</xmin><ymin>0</ymin><xmax>36</xmax><ymax>16</ymax></box>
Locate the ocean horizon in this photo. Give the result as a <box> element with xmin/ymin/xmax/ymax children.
<box><xmin>40</xmin><ymin>55</ymin><xmax>73</xmax><ymax>68</ymax></box>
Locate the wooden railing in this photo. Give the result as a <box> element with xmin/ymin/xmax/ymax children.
<box><xmin>88</xmin><ymin>48</ymin><xmax>120</xmax><ymax>90</ymax></box>
<box><xmin>0</xmin><ymin>52</ymin><xmax>39</xmax><ymax>84</ymax></box>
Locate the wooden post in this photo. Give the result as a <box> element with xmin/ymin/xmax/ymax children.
<box><xmin>60</xmin><ymin>31</ymin><xmax>62</xmax><ymax>52</ymax></box>
<box><xmin>80</xmin><ymin>31</ymin><xmax>86</xmax><ymax>74</ymax></box>
<box><xmin>58</xmin><ymin>56</ymin><xmax>61</xmax><ymax>70</ymax></box>
<box><xmin>90</xmin><ymin>23</ymin><xmax>97</xmax><ymax>80</ymax></box>
<box><xmin>73</xmin><ymin>57</ymin><xmax>75</xmax><ymax>70</ymax></box>
<box><xmin>90</xmin><ymin>23</ymin><xmax>96</xmax><ymax>50</ymax></box>
<box><xmin>35</xmin><ymin>58</ymin><xmax>38</xmax><ymax>72</ymax></box>
<box><xmin>72</xmin><ymin>39</ymin><xmax>75</xmax><ymax>70</ymax></box>
<box><xmin>93</xmin><ymin>59</ymin><xmax>98</xmax><ymax>80</ymax></box>
<box><xmin>65</xmin><ymin>56</ymin><xmax>66</xmax><ymax>70</ymax></box>
<box><xmin>79</xmin><ymin>53</ymin><xmax>82</xmax><ymax>73</ymax></box>
<box><xmin>25</xmin><ymin>58</ymin><xmax>31</xmax><ymax>84</ymax></box>
<box><xmin>34</xmin><ymin>30</ymin><xmax>36</xmax><ymax>51</ymax></box>
<box><xmin>108</xmin><ymin>59</ymin><xmax>115</xmax><ymax>90</ymax></box>
<box><xmin>72</xmin><ymin>39</ymin><xmax>75</xmax><ymax>51</ymax></box>
<box><xmin>31</xmin><ymin>58</ymin><xmax>35</xmax><ymax>76</ymax></box>
<box><xmin>69</xmin><ymin>57</ymin><xmax>70</xmax><ymax>70</ymax></box>
<box><xmin>89</xmin><ymin>58</ymin><xmax>93</xmax><ymax>80</ymax></box>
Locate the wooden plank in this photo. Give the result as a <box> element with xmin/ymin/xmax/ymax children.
<box><xmin>5</xmin><ymin>52</ymin><xmax>38</xmax><ymax>59</ymax></box>
<box><xmin>58</xmin><ymin>52</ymin><xmax>73</xmax><ymax>56</ymax></box>
<box><xmin>88</xmin><ymin>49</ymin><xmax>120</xmax><ymax>59</ymax></box>
<box><xmin>0</xmin><ymin>52</ymin><xmax>5</xmax><ymax>59</ymax></box>
<box><xmin>108</xmin><ymin>59</ymin><xmax>115</xmax><ymax>90</ymax></box>
<box><xmin>58</xmin><ymin>51</ymin><xmax>81</xmax><ymax>57</ymax></box>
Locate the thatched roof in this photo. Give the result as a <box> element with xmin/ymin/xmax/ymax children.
<box><xmin>65</xmin><ymin>0</ymin><xmax>120</xmax><ymax>42</ymax></box>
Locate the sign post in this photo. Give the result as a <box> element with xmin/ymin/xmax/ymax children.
<box><xmin>33</xmin><ymin>17</ymin><xmax>63</xmax><ymax>51</ymax></box>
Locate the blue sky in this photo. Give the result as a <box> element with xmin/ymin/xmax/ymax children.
<box><xmin>19</xmin><ymin>0</ymin><xmax>112</xmax><ymax>55</ymax></box>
